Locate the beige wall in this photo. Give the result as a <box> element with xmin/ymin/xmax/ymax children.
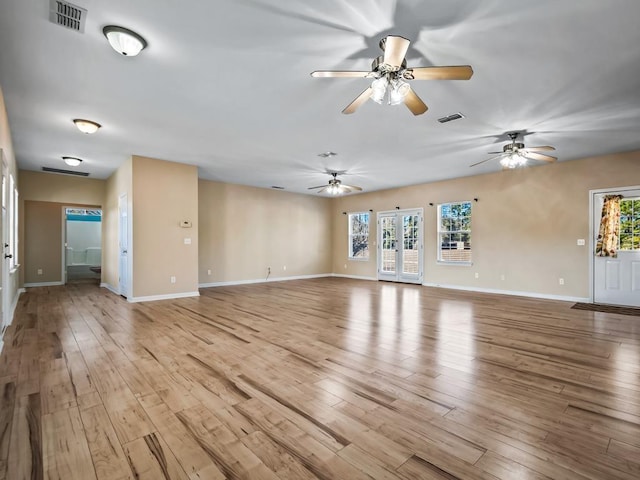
<box><xmin>23</xmin><ymin>201</ymin><xmax>64</xmax><ymax>284</ymax></box>
<box><xmin>132</xmin><ymin>156</ymin><xmax>199</xmax><ymax>298</ymax></box>
<box><xmin>103</xmin><ymin>158</ymin><xmax>132</xmax><ymax>292</ymax></box>
<box><xmin>332</xmin><ymin>151</ymin><xmax>640</xmax><ymax>298</ymax></box>
<box><xmin>0</xmin><ymin>85</ymin><xmax>20</xmax><ymax>311</ymax></box>
<box><xmin>199</xmin><ymin>180</ymin><xmax>332</xmax><ymax>283</ymax></box>
<box><xmin>19</xmin><ymin>170</ymin><xmax>105</xmax><ymax>205</ymax></box>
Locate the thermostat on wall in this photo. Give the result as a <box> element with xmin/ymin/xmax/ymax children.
<box><xmin>179</xmin><ymin>221</ymin><xmax>192</xmax><ymax>228</ymax></box>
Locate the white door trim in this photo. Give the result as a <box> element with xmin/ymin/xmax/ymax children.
<box><xmin>377</xmin><ymin>208</ymin><xmax>424</xmax><ymax>284</ymax></box>
<box><xmin>589</xmin><ymin>185</ymin><xmax>640</xmax><ymax>303</ymax></box>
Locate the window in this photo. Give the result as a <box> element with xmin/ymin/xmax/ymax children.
<box><xmin>438</xmin><ymin>201</ymin><xmax>472</xmax><ymax>263</ymax></box>
<box><xmin>620</xmin><ymin>198</ymin><xmax>639</xmax><ymax>251</ymax></box>
<box><xmin>348</xmin><ymin>212</ymin><xmax>369</xmax><ymax>259</ymax></box>
<box><xmin>8</xmin><ymin>174</ymin><xmax>18</xmax><ymax>270</ymax></box>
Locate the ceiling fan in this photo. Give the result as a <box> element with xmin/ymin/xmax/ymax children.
<box><xmin>311</xmin><ymin>35</ymin><xmax>473</xmax><ymax>115</ymax></box>
<box><xmin>308</xmin><ymin>171</ymin><xmax>362</xmax><ymax>195</ymax></box>
<box><xmin>470</xmin><ymin>132</ymin><xmax>557</xmax><ymax>169</ymax></box>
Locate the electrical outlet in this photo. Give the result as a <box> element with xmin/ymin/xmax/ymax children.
<box><xmin>267</xmin><ymin>267</ymin><xmax>271</xmax><ymax>275</ymax></box>
<box><xmin>500</xmin><ymin>274</ymin><xmax>505</xmax><ymax>281</ymax></box>
<box><xmin>207</xmin><ymin>269</ymin><xmax>211</xmax><ymax>276</ymax></box>
<box><xmin>283</xmin><ymin>265</ymin><xmax>286</xmax><ymax>271</ymax></box>
<box><xmin>37</xmin><ymin>268</ymin><xmax>43</xmax><ymax>275</ymax></box>
<box><xmin>344</xmin><ymin>264</ymin><xmax>347</xmax><ymax>269</ymax></box>
<box><xmin>577</xmin><ymin>239</ymin><xmax>585</xmax><ymax>246</ymax></box>
<box><xmin>474</xmin><ymin>272</ymin><xmax>479</xmax><ymax>279</ymax></box>
<box><xmin>559</xmin><ymin>278</ymin><xmax>565</xmax><ymax>285</ymax></box>
<box><xmin>170</xmin><ymin>276</ymin><xmax>176</xmax><ymax>284</ymax></box>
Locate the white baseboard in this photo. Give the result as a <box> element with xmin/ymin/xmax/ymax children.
<box><xmin>128</xmin><ymin>291</ymin><xmax>200</xmax><ymax>303</ymax></box>
<box><xmin>332</xmin><ymin>274</ymin><xmax>378</xmax><ymax>281</ymax></box>
<box><xmin>199</xmin><ymin>273</ymin><xmax>331</xmax><ymax>289</ymax></box>
<box><xmin>1</xmin><ymin>288</ymin><xmax>25</xmax><ymax>355</ymax></box>
<box><xmin>100</xmin><ymin>282</ymin><xmax>120</xmax><ymax>296</ymax></box>
<box><xmin>24</xmin><ymin>281</ymin><xmax>64</xmax><ymax>288</ymax></box>
<box><xmin>422</xmin><ymin>282</ymin><xmax>589</xmax><ymax>303</ymax></box>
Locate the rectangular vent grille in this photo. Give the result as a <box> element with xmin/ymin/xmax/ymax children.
<box><xmin>437</xmin><ymin>112</ymin><xmax>465</xmax><ymax>124</ymax></box>
<box><xmin>49</xmin><ymin>0</ymin><xmax>87</xmax><ymax>33</ymax></box>
<box><xmin>42</xmin><ymin>167</ymin><xmax>90</xmax><ymax>177</ymax></box>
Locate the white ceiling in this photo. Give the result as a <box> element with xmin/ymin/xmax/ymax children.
<box><xmin>1</xmin><ymin>0</ymin><xmax>640</xmax><ymax>195</ymax></box>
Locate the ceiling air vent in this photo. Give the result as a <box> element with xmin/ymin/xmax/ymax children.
<box><xmin>437</xmin><ymin>112</ymin><xmax>465</xmax><ymax>124</ymax></box>
<box><xmin>49</xmin><ymin>0</ymin><xmax>87</xmax><ymax>33</ymax></box>
<box><xmin>42</xmin><ymin>167</ymin><xmax>90</xmax><ymax>177</ymax></box>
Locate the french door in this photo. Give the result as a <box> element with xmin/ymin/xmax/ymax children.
<box><xmin>377</xmin><ymin>209</ymin><xmax>423</xmax><ymax>284</ymax></box>
<box><xmin>592</xmin><ymin>187</ymin><xmax>640</xmax><ymax>307</ymax></box>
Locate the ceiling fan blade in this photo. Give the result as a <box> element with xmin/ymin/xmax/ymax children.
<box><xmin>524</xmin><ymin>145</ymin><xmax>555</xmax><ymax>152</ymax></box>
<box><xmin>470</xmin><ymin>154</ymin><xmax>504</xmax><ymax>168</ymax></box>
<box><xmin>342</xmin><ymin>184</ymin><xmax>363</xmax><ymax>192</ymax></box>
<box><xmin>316</xmin><ymin>186</ymin><xmax>330</xmax><ymax>194</ymax></box>
<box><xmin>311</xmin><ymin>70</ymin><xmax>372</xmax><ymax>78</ymax></box>
<box><xmin>408</xmin><ymin>65</ymin><xmax>473</xmax><ymax>80</ymax></box>
<box><xmin>308</xmin><ymin>185</ymin><xmax>327</xmax><ymax>190</ymax></box>
<box><xmin>383</xmin><ymin>35</ymin><xmax>410</xmax><ymax>69</ymax></box>
<box><xmin>487</xmin><ymin>151</ymin><xmax>503</xmax><ymax>154</ymax></box>
<box><xmin>403</xmin><ymin>88</ymin><xmax>428</xmax><ymax>116</ymax></box>
<box><xmin>342</xmin><ymin>87</ymin><xmax>373</xmax><ymax>114</ymax></box>
<box><xmin>523</xmin><ymin>151</ymin><xmax>557</xmax><ymax>162</ymax></box>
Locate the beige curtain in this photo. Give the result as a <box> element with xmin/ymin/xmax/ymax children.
<box><xmin>595</xmin><ymin>195</ymin><xmax>623</xmax><ymax>257</ymax></box>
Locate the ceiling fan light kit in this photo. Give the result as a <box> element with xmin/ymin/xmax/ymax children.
<box><xmin>308</xmin><ymin>171</ymin><xmax>362</xmax><ymax>196</ymax></box>
<box><xmin>311</xmin><ymin>35</ymin><xmax>473</xmax><ymax>115</ymax></box>
<box><xmin>470</xmin><ymin>132</ymin><xmax>557</xmax><ymax>169</ymax></box>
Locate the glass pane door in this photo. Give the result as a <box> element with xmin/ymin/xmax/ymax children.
<box><xmin>380</xmin><ymin>216</ymin><xmax>396</xmax><ymax>274</ymax></box>
<box><xmin>402</xmin><ymin>214</ymin><xmax>420</xmax><ymax>275</ymax></box>
<box><xmin>377</xmin><ymin>209</ymin><xmax>423</xmax><ymax>284</ymax></box>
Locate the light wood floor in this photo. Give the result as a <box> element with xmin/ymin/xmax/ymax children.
<box><xmin>1</xmin><ymin>278</ymin><xmax>639</xmax><ymax>479</ymax></box>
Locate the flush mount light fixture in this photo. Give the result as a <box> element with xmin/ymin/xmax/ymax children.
<box><xmin>103</xmin><ymin>25</ymin><xmax>147</xmax><ymax>56</ymax></box>
<box><xmin>72</xmin><ymin>118</ymin><xmax>101</xmax><ymax>134</ymax></box>
<box><xmin>63</xmin><ymin>156</ymin><xmax>83</xmax><ymax>167</ymax></box>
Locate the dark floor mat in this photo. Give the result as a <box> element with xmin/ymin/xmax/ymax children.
<box><xmin>572</xmin><ymin>302</ymin><xmax>640</xmax><ymax>317</ymax></box>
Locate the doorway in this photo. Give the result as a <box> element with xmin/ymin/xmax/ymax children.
<box><xmin>63</xmin><ymin>207</ymin><xmax>102</xmax><ymax>284</ymax></box>
<box><xmin>591</xmin><ymin>186</ymin><xmax>640</xmax><ymax>307</ymax></box>
<box><xmin>377</xmin><ymin>209</ymin><xmax>424</xmax><ymax>284</ymax></box>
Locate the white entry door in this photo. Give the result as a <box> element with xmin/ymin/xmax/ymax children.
<box><xmin>118</xmin><ymin>194</ymin><xmax>129</xmax><ymax>298</ymax></box>
<box><xmin>593</xmin><ymin>188</ymin><xmax>640</xmax><ymax>307</ymax></box>
<box><xmin>377</xmin><ymin>209</ymin><xmax>423</xmax><ymax>284</ymax></box>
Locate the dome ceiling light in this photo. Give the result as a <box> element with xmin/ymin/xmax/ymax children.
<box><xmin>103</xmin><ymin>25</ymin><xmax>147</xmax><ymax>56</ymax></box>
<box><xmin>72</xmin><ymin>118</ymin><xmax>101</xmax><ymax>134</ymax></box>
<box><xmin>63</xmin><ymin>156</ymin><xmax>83</xmax><ymax>167</ymax></box>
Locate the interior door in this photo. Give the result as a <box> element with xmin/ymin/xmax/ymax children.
<box><xmin>593</xmin><ymin>189</ymin><xmax>640</xmax><ymax>307</ymax></box>
<box><xmin>118</xmin><ymin>193</ymin><xmax>129</xmax><ymax>297</ymax></box>
<box><xmin>377</xmin><ymin>209</ymin><xmax>423</xmax><ymax>284</ymax></box>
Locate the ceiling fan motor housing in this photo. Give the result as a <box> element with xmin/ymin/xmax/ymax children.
<box><xmin>504</xmin><ymin>142</ymin><xmax>525</xmax><ymax>153</ymax></box>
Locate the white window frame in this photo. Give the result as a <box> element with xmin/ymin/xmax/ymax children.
<box><xmin>8</xmin><ymin>174</ymin><xmax>17</xmax><ymax>271</ymax></box>
<box><xmin>348</xmin><ymin>211</ymin><xmax>370</xmax><ymax>260</ymax></box>
<box><xmin>437</xmin><ymin>201</ymin><xmax>472</xmax><ymax>265</ymax></box>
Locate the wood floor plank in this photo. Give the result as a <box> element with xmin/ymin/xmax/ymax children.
<box><xmin>42</xmin><ymin>406</ymin><xmax>96</xmax><ymax>480</ymax></box>
<box><xmin>6</xmin><ymin>393</ymin><xmax>42</xmax><ymax>480</ymax></box>
<box><xmin>122</xmin><ymin>433</ymin><xmax>188</xmax><ymax>480</ymax></box>
<box><xmin>79</xmin><ymin>404</ymin><xmax>133</xmax><ymax>480</ymax></box>
<box><xmin>1</xmin><ymin>279</ymin><xmax>639</xmax><ymax>479</ymax></box>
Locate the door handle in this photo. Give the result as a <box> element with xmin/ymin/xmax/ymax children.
<box><xmin>4</xmin><ymin>254</ymin><xmax>12</xmax><ymax>259</ymax></box>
